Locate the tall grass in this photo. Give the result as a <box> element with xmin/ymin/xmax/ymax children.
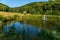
<box><xmin>0</xmin><ymin>14</ymin><xmax>60</xmax><ymax>40</ymax></box>
<box><xmin>0</xmin><ymin>14</ymin><xmax>60</xmax><ymax>27</ymax></box>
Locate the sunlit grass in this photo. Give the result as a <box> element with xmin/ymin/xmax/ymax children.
<box><xmin>0</xmin><ymin>12</ymin><xmax>60</xmax><ymax>27</ymax></box>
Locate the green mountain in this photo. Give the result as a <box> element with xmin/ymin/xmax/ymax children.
<box><xmin>11</xmin><ymin>2</ymin><xmax>60</xmax><ymax>15</ymax></box>
<box><xmin>0</xmin><ymin>1</ymin><xmax>60</xmax><ymax>15</ymax></box>
<box><xmin>0</xmin><ymin>3</ymin><xmax>9</xmax><ymax>12</ymax></box>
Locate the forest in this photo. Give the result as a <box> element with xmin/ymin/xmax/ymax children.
<box><xmin>0</xmin><ymin>0</ymin><xmax>60</xmax><ymax>15</ymax></box>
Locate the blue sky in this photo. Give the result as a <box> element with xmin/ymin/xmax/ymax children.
<box><xmin>0</xmin><ymin>0</ymin><xmax>48</xmax><ymax>7</ymax></box>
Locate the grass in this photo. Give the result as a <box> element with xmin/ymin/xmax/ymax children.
<box><xmin>0</xmin><ymin>11</ymin><xmax>60</xmax><ymax>27</ymax></box>
<box><xmin>0</xmin><ymin>12</ymin><xmax>60</xmax><ymax>40</ymax></box>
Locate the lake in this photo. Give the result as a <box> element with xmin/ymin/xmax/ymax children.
<box><xmin>4</xmin><ymin>22</ymin><xmax>39</xmax><ymax>36</ymax></box>
<box><xmin>0</xmin><ymin>19</ymin><xmax>60</xmax><ymax>40</ymax></box>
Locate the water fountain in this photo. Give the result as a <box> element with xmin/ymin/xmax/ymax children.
<box><xmin>42</xmin><ymin>15</ymin><xmax>47</xmax><ymax>24</ymax></box>
<box><xmin>41</xmin><ymin>15</ymin><xmax>47</xmax><ymax>30</ymax></box>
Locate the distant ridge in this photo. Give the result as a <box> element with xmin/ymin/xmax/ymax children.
<box><xmin>0</xmin><ymin>2</ymin><xmax>60</xmax><ymax>15</ymax></box>
<box><xmin>0</xmin><ymin>3</ymin><xmax>9</xmax><ymax>12</ymax></box>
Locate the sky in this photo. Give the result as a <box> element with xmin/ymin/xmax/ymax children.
<box><xmin>0</xmin><ymin>0</ymin><xmax>48</xmax><ymax>8</ymax></box>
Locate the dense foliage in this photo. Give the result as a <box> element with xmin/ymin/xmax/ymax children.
<box><xmin>10</xmin><ymin>1</ymin><xmax>60</xmax><ymax>15</ymax></box>
<box><xmin>0</xmin><ymin>0</ymin><xmax>60</xmax><ymax>15</ymax></box>
<box><xmin>0</xmin><ymin>3</ymin><xmax>9</xmax><ymax>12</ymax></box>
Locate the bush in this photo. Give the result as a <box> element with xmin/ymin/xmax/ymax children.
<box><xmin>37</xmin><ymin>29</ymin><xmax>56</xmax><ymax>40</ymax></box>
<box><xmin>0</xmin><ymin>15</ymin><xmax>5</xmax><ymax>21</ymax></box>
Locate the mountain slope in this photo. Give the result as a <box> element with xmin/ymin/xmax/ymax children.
<box><xmin>0</xmin><ymin>3</ymin><xmax>9</xmax><ymax>12</ymax></box>
<box><xmin>11</xmin><ymin>2</ymin><xmax>60</xmax><ymax>15</ymax></box>
<box><xmin>0</xmin><ymin>2</ymin><xmax>60</xmax><ymax>15</ymax></box>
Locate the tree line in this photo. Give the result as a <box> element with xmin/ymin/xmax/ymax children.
<box><xmin>0</xmin><ymin>0</ymin><xmax>60</xmax><ymax>15</ymax></box>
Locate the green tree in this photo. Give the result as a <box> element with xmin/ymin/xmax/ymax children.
<box><xmin>55</xmin><ymin>0</ymin><xmax>60</xmax><ymax>3</ymax></box>
<box><xmin>0</xmin><ymin>3</ymin><xmax>9</xmax><ymax>12</ymax></box>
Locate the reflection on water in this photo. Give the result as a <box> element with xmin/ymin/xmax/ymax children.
<box><xmin>0</xmin><ymin>19</ymin><xmax>60</xmax><ymax>40</ymax></box>
<box><xmin>4</xmin><ymin>22</ymin><xmax>39</xmax><ymax>36</ymax></box>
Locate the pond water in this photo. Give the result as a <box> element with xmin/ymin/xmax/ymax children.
<box><xmin>4</xmin><ymin>22</ymin><xmax>39</xmax><ymax>36</ymax></box>
<box><xmin>0</xmin><ymin>19</ymin><xmax>60</xmax><ymax>40</ymax></box>
<box><xmin>3</xmin><ymin>19</ymin><xmax>60</xmax><ymax>36</ymax></box>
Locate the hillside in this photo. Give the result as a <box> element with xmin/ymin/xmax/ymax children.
<box><xmin>0</xmin><ymin>1</ymin><xmax>60</xmax><ymax>15</ymax></box>
<box><xmin>0</xmin><ymin>3</ymin><xmax>9</xmax><ymax>12</ymax></box>
<box><xmin>10</xmin><ymin>2</ymin><xmax>60</xmax><ymax>15</ymax></box>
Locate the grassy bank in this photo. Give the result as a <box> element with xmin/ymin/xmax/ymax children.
<box><xmin>0</xmin><ymin>12</ymin><xmax>60</xmax><ymax>26</ymax></box>
<box><xmin>0</xmin><ymin>12</ymin><xmax>60</xmax><ymax>40</ymax></box>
